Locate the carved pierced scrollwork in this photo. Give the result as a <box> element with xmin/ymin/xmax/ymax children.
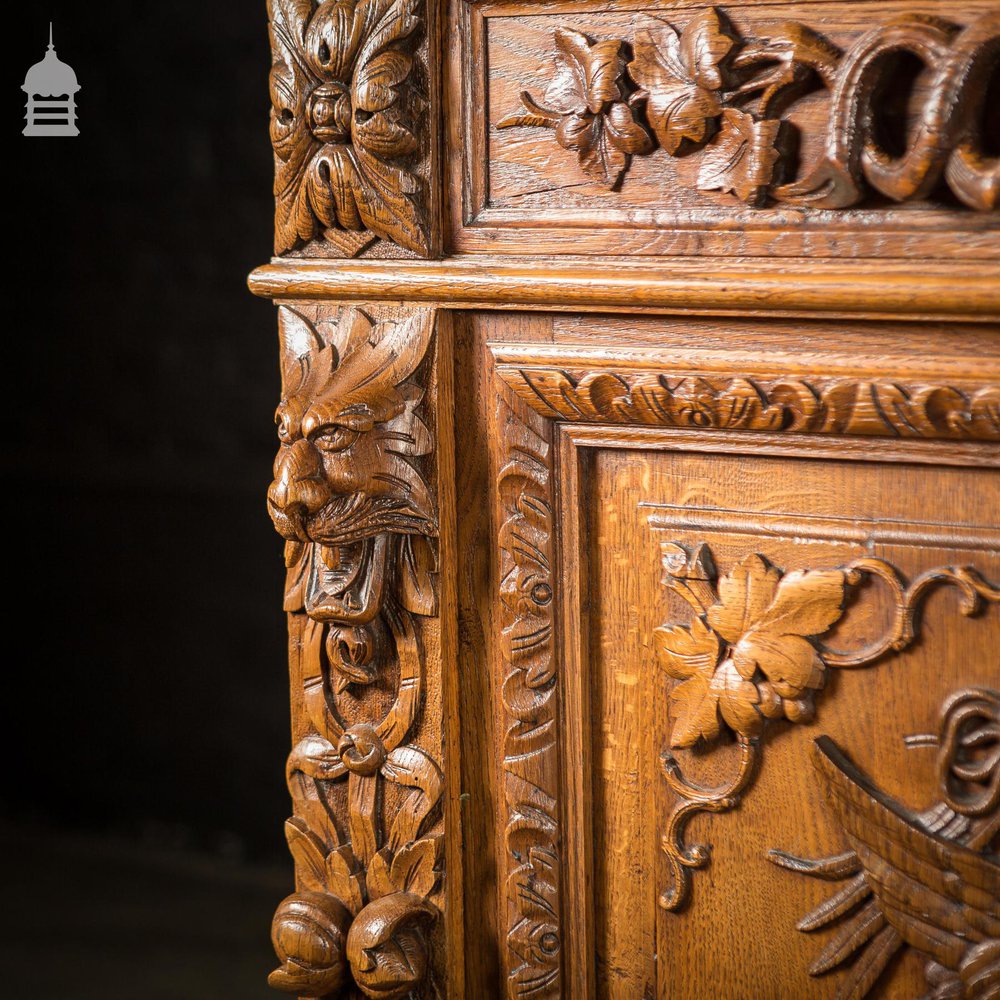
<box><xmin>495</xmin><ymin>392</ymin><xmax>562</xmax><ymax>1000</ymax></box>
<box><xmin>769</xmin><ymin>689</ymin><xmax>999</xmax><ymax>1000</ymax></box>
<box><xmin>268</xmin><ymin>0</ymin><xmax>435</xmax><ymax>257</ymax></box>
<box><xmin>498</xmin><ymin>8</ymin><xmax>1000</xmax><ymax>210</ymax></box>
<box><xmin>267</xmin><ymin>305</ymin><xmax>443</xmax><ymax>999</ymax></box>
<box><xmin>496</xmin><ymin>368</ymin><xmax>1000</xmax><ymax>442</ymax></box>
<box><xmin>652</xmin><ymin>545</ymin><xmax>1000</xmax><ymax>912</ymax></box>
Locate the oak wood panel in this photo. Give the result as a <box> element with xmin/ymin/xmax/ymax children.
<box><xmin>587</xmin><ymin>445</ymin><xmax>999</xmax><ymax>999</ymax></box>
<box><xmin>448</xmin><ymin>0</ymin><xmax>1000</xmax><ymax>257</ymax></box>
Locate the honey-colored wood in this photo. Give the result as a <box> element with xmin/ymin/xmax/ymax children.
<box><xmin>253</xmin><ymin>2</ymin><xmax>998</xmax><ymax>995</ymax></box>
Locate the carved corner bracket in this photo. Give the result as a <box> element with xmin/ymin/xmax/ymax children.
<box><xmin>497</xmin><ymin>8</ymin><xmax>1000</xmax><ymax>210</ymax></box>
<box><xmin>268</xmin><ymin>0</ymin><xmax>438</xmax><ymax>258</ymax></box>
<box><xmin>266</xmin><ymin>304</ymin><xmax>445</xmax><ymax>999</ymax></box>
<box><xmin>652</xmin><ymin>543</ymin><xmax>1000</xmax><ymax>912</ymax></box>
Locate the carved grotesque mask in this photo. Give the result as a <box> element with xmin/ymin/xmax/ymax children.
<box><xmin>268</xmin><ymin>307</ymin><xmax>438</xmax><ymax>671</ymax></box>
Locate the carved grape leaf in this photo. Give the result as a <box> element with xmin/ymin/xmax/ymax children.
<box><xmin>544</xmin><ymin>28</ymin><xmax>627</xmax><ymax>115</ymax></box>
<box><xmin>697</xmin><ymin>108</ymin><xmax>783</xmax><ymax>205</ymax></box>
<box><xmin>708</xmin><ymin>555</ymin><xmax>847</xmax><ymax>699</ymax></box>
<box><xmin>555</xmin><ymin>102</ymin><xmax>651</xmax><ymax>188</ymax></box>
<box><xmin>629</xmin><ymin>10</ymin><xmax>733</xmax><ymax>154</ymax></box>
<box><xmin>668</xmin><ymin>670</ymin><xmax>721</xmax><ymax>748</ymax></box>
<box><xmin>654</xmin><ymin>616</ymin><xmax>721</xmax><ymax>680</ymax></box>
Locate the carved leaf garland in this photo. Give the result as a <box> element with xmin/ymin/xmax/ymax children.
<box><xmin>498</xmin><ymin>8</ymin><xmax>1000</xmax><ymax>210</ymax></box>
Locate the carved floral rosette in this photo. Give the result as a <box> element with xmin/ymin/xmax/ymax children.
<box><xmin>498</xmin><ymin>8</ymin><xmax>1000</xmax><ymax>210</ymax></box>
<box><xmin>268</xmin><ymin>0</ymin><xmax>435</xmax><ymax>257</ymax></box>
<box><xmin>266</xmin><ymin>304</ymin><xmax>444</xmax><ymax>999</ymax></box>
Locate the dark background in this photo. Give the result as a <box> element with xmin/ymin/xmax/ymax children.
<box><xmin>4</xmin><ymin>4</ymin><xmax>291</xmax><ymax>996</ymax></box>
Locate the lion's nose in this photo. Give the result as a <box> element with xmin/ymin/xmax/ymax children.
<box><xmin>269</xmin><ymin>438</ymin><xmax>330</xmax><ymax>515</ymax></box>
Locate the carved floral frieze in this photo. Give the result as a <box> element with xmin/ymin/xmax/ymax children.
<box><xmin>652</xmin><ymin>544</ymin><xmax>1000</xmax><ymax>911</ymax></box>
<box><xmin>498</xmin><ymin>8</ymin><xmax>1000</xmax><ymax>210</ymax></box>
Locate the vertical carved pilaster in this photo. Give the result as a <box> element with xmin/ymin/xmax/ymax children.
<box><xmin>493</xmin><ymin>390</ymin><xmax>562</xmax><ymax>999</ymax></box>
<box><xmin>266</xmin><ymin>304</ymin><xmax>446</xmax><ymax>999</ymax></box>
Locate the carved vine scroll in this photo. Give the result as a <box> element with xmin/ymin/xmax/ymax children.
<box><xmin>770</xmin><ymin>689</ymin><xmax>999</xmax><ymax>1000</ymax></box>
<box><xmin>652</xmin><ymin>545</ymin><xmax>1000</xmax><ymax>912</ymax></box>
<box><xmin>268</xmin><ymin>0</ymin><xmax>436</xmax><ymax>258</ymax></box>
<box><xmin>498</xmin><ymin>8</ymin><xmax>1000</xmax><ymax>210</ymax></box>
<box><xmin>494</xmin><ymin>390</ymin><xmax>562</xmax><ymax>1000</ymax></box>
<box><xmin>266</xmin><ymin>305</ymin><xmax>444</xmax><ymax>999</ymax></box>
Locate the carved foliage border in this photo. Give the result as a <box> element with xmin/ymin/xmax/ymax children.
<box><xmin>494</xmin><ymin>386</ymin><xmax>562</xmax><ymax>1000</ymax></box>
<box><xmin>496</xmin><ymin>366</ymin><xmax>1000</xmax><ymax>441</ymax></box>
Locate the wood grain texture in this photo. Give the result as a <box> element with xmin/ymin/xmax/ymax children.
<box><xmin>265</xmin><ymin>304</ymin><xmax>455</xmax><ymax>999</ymax></box>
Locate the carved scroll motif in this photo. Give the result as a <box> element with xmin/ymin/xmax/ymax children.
<box><xmin>268</xmin><ymin>0</ymin><xmax>434</xmax><ymax>257</ymax></box>
<box><xmin>770</xmin><ymin>689</ymin><xmax>999</xmax><ymax>1000</ymax></box>
<box><xmin>266</xmin><ymin>305</ymin><xmax>443</xmax><ymax>999</ymax></box>
<box><xmin>498</xmin><ymin>9</ymin><xmax>1000</xmax><ymax>210</ymax></box>
<box><xmin>652</xmin><ymin>545</ymin><xmax>1000</xmax><ymax>912</ymax></box>
<box><xmin>496</xmin><ymin>368</ymin><xmax>1000</xmax><ymax>442</ymax></box>
<box><xmin>495</xmin><ymin>392</ymin><xmax>562</xmax><ymax>1000</ymax></box>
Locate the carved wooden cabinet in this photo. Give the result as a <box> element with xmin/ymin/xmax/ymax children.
<box><xmin>249</xmin><ymin>0</ymin><xmax>999</xmax><ymax>997</ymax></box>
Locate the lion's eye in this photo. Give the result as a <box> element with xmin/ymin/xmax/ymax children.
<box><xmin>312</xmin><ymin>425</ymin><xmax>359</xmax><ymax>453</ymax></box>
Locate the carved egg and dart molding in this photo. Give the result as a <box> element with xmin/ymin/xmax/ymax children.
<box><xmin>266</xmin><ymin>305</ymin><xmax>443</xmax><ymax>999</ymax></box>
<box><xmin>498</xmin><ymin>8</ymin><xmax>1000</xmax><ymax>209</ymax></box>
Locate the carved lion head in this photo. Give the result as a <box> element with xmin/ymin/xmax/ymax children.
<box><xmin>268</xmin><ymin>306</ymin><xmax>437</xmax><ymax>631</ymax></box>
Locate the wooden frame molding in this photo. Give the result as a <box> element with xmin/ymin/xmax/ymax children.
<box><xmin>249</xmin><ymin>257</ymin><xmax>1000</xmax><ymax>321</ymax></box>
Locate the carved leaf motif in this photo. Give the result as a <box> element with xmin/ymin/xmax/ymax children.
<box><xmin>390</xmin><ymin>836</ymin><xmax>441</xmax><ymax>898</ymax></box>
<box><xmin>697</xmin><ymin>108</ymin><xmax>783</xmax><ymax>205</ymax></box>
<box><xmin>285</xmin><ymin>817</ymin><xmax>329</xmax><ymax>893</ymax></box>
<box><xmin>668</xmin><ymin>670</ymin><xmax>721</xmax><ymax>748</ymax></box>
<box><xmin>629</xmin><ymin>11</ymin><xmax>732</xmax><ymax>153</ymax></box>
<box><xmin>709</xmin><ymin>556</ymin><xmax>846</xmax><ymax>698</ymax></box>
<box><xmin>544</xmin><ymin>28</ymin><xmax>627</xmax><ymax>115</ymax></box>
<box><xmin>367</xmin><ymin>846</ymin><xmax>396</xmax><ymax>900</ymax></box>
<box><xmin>654</xmin><ymin>616</ymin><xmax>721</xmax><ymax>680</ymax></box>
<box><xmin>327</xmin><ymin>846</ymin><xmax>366</xmax><ymax>915</ymax></box>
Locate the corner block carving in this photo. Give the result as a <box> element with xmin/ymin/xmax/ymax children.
<box><xmin>652</xmin><ymin>545</ymin><xmax>1000</xmax><ymax>912</ymax></box>
<box><xmin>496</xmin><ymin>368</ymin><xmax>1000</xmax><ymax>441</ymax></box>
<box><xmin>268</xmin><ymin>0</ymin><xmax>436</xmax><ymax>258</ymax></box>
<box><xmin>498</xmin><ymin>8</ymin><xmax>1000</xmax><ymax>210</ymax></box>
<box><xmin>770</xmin><ymin>689</ymin><xmax>999</xmax><ymax>1000</ymax></box>
<box><xmin>495</xmin><ymin>391</ymin><xmax>562</xmax><ymax>1000</ymax></box>
<box><xmin>266</xmin><ymin>305</ymin><xmax>444</xmax><ymax>999</ymax></box>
